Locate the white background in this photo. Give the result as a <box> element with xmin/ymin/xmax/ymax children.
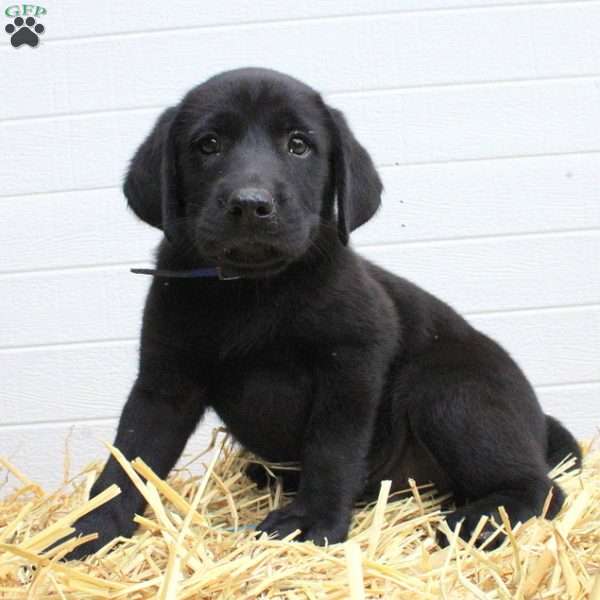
<box><xmin>0</xmin><ymin>0</ymin><xmax>599</xmax><ymax>491</ymax></box>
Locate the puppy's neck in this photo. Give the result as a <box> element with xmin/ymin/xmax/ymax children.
<box><xmin>151</xmin><ymin>225</ymin><xmax>347</xmax><ymax>285</ymax></box>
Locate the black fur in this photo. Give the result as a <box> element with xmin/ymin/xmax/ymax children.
<box><xmin>59</xmin><ymin>68</ymin><xmax>581</xmax><ymax>559</ymax></box>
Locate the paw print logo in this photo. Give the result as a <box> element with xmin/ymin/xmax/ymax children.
<box><xmin>5</xmin><ymin>16</ymin><xmax>44</xmax><ymax>48</ymax></box>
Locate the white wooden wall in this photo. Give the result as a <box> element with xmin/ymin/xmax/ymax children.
<box><xmin>1</xmin><ymin>0</ymin><xmax>599</xmax><ymax>491</ymax></box>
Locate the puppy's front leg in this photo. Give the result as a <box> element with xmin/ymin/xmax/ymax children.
<box><xmin>257</xmin><ymin>348</ymin><xmax>381</xmax><ymax>545</ymax></box>
<box><xmin>60</xmin><ymin>367</ymin><xmax>206</xmax><ymax>560</ymax></box>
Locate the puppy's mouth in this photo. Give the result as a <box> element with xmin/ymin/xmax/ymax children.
<box><xmin>219</xmin><ymin>242</ymin><xmax>290</xmax><ymax>276</ymax></box>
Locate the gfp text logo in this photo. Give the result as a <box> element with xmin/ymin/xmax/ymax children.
<box><xmin>5</xmin><ymin>4</ymin><xmax>46</xmax><ymax>48</ymax></box>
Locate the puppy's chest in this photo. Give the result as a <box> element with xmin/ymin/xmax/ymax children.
<box><xmin>195</xmin><ymin>285</ymin><xmax>299</xmax><ymax>358</ymax></box>
<box><xmin>216</xmin><ymin>307</ymin><xmax>282</xmax><ymax>358</ymax></box>
<box><xmin>154</xmin><ymin>288</ymin><xmax>287</xmax><ymax>361</ymax></box>
<box><xmin>209</xmin><ymin>353</ymin><xmax>314</xmax><ymax>462</ymax></box>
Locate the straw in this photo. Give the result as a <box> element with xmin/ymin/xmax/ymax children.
<box><xmin>0</xmin><ymin>429</ymin><xmax>598</xmax><ymax>599</ymax></box>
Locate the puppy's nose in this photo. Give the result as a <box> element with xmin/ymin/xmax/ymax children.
<box><xmin>227</xmin><ymin>188</ymin><xmax>275</xmax><ymax>220</ymax></box>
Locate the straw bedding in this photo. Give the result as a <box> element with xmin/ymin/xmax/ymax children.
<box><xmin>1</xmin><ymin>427</ymin><xmax>598</xmax><ymax>599</ymax></box>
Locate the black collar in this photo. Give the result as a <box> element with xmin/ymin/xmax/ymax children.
<box><xmin>130</xmin><ymin>267</ymin><xmax>241</xmax><ymax>280</ymax></box>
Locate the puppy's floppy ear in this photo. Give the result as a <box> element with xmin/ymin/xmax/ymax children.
<box><xmin>123</xmin><ymin>106</ymin><xmax>180</xmax><ymax>241</ymax></box>
<box><xmin>327</xmin><ymin>107</ymin><xmax>383</xmax><ymax>245</ymax></box>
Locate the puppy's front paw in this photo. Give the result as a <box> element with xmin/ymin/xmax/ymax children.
<box><xmin>257</xmin><ymin>501</ymin><xmax>349</xmax><ymax>545</ymax></box>
<box><xmin>437</xmin><ymin>506</ymin><xmax>504</xmax><ymax>550</ymax></box>
<box><xmin>51</xmin><ymin>507</ymin><xmax>137</xmax><ymax>561</ymax></box>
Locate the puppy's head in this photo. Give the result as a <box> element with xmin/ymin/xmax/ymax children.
<box><xmin>124</xmin><ymin>67</ymin><xmax>382</xmax><ymax>277</ymax></box>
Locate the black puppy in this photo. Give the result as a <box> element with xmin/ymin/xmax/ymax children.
<box><xmin>61</xmin><ymin>68</ymin><xmax>580</xmax><ymax>559</ymax></box>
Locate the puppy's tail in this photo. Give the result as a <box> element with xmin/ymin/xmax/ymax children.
<box><xmin>545</xmin><ymin>414</ymin><xmax>582</xmax><ymax>472</ymax></box>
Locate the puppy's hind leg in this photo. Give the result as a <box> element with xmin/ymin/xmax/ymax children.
<box><xmin>545</xmin><ymin>414</ymin><xmax>582</xmax><ymax>472</ymax></box>
<box><xmin>405</xmin><ymin>353</ymin><xmax>564</xmax><ymax>549</ymax></box>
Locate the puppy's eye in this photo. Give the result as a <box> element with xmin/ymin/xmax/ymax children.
<box><xmin>197</xmin><ymin>135</ymin><xmax>221</xmax><ymax>155</ymax></box>
<box><xmin>288</xmin><ymin>135</ymin><xmax>309</xmax><ymax>156</ymax></box>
